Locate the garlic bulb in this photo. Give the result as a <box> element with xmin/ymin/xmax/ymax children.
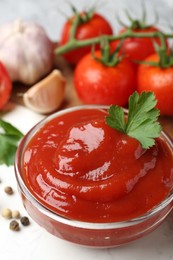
<box><xmin>0</xmin><ymin>19</ymin><xmax>54</xmax><ymax>85</ymax></box>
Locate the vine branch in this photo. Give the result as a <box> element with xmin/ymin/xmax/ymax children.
<box><xmin>55</xmin><ymin>30</ymin><xmax>173</xmax><ymax>55</ymax></box>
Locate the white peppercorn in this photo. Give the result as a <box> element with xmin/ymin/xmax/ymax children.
<box><xmin>12</xmin><ymin>210</ymin><xmax>21</xmax><ymax>219</ymax></box>
<box><xmin>1</xmin><ymin>208</ymin><xmax>12</xmax><ymax>219</ymax></box>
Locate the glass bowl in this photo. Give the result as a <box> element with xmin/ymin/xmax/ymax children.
<box><xmin>14</xmin><ymin>105</ymin><xmax>173</xmax><ymax>248</ymax></box>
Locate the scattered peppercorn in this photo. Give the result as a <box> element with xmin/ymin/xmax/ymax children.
<box><xmin>9</xmin><ymin>220</ymin><xmax>20</xmax><ymax>231</ymax></box>
<box><xmin>4</xmin><ymin>186</ymin><xmax>14</xmax><ymax>195</ymax></box>
<box><xmin>1</xmin><ymin>208</ymin><xmax>12</xmax><ymax>219</ymax></box>
<box><xmin>20</xmin><ymin>216</ymin><xmax>30</xmax><ymax>226</ymax></box>
<box><xmin>12</xmin><ymin>210</ymin><xmax>21</xmax><ymax>219</ymax></box>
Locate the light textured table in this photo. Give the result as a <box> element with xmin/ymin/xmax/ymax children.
<box><xmin>0</xmin><ymin>1</ymin><xmax>173</xmax><ymax>260</ymax></box>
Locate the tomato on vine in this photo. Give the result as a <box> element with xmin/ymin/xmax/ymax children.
<box><xmin>59</xmin><ymin>8</ymin><xmax>113</xmax><ymax>64</ymax></box>
<box><xmin>0</xmin><ymin>62</ymin><xmax>12</xmax><ymax>109</ymax></box>
<box><xmin>137</xmin><ymin>44</ymin><xmax>173</xmax><ymax>116</ymax></box>
<box><xmin>74</xmin><ymin>43</ymin><xmax>136</xmax><ymax>106</ymax></box>
<box><xmin>110</xmin><ymin>10</ymin><xmax>167</xmax><ymax>62</ymax></box>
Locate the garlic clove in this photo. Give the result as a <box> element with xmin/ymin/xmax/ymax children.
<box><xmin>23</xmin><ymin>69</ymin><xmax>66</xmax><ymax>114</ymax></box>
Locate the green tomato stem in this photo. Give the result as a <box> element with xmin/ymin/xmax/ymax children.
<box><xmin>55</xmin><ymin>30</ymin><xmax>172</xmax><ymax>56</ymax></box>
<box><xmin>69</xmin><ymin>13</ymin><xmax>81</xmax><ymax>39</ymax></box>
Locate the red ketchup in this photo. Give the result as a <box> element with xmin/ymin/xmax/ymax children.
<box><xmin>23</xmin><ymin>108</ymin><xmax>173</xmax><ymax>223</ymax></box>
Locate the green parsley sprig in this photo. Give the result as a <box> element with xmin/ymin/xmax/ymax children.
<box><xmin>106</xmin><ymin>91</ymin><xmax>162</xmax><ymax>149</ymax></box>
<box><xmin>0</xmin><ymin>119</ymin><xmax>23</xmax><ymax>166</ymax></box>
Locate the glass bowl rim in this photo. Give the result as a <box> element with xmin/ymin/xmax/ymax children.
<box><xmin>14</xmin><ymin>105</ymin><xmax>173</xmax><ymax>230</ymax></box>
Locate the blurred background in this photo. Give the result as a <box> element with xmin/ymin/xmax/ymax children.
<box><xmin>0</xmin><ymin>0</ymin><xmax>172</xmax><ymax>41</ymax></box>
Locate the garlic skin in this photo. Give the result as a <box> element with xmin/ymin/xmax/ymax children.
<box><xmin>0</xmin><ymin>19</ymin><xmax>54</xmax><ymax>85</ymax></box>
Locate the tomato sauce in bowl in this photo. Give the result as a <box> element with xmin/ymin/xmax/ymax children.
<box><xmin>15</xmin><ymin>106</ymin><xmax>173</xmax><ymax>247</ymax></box>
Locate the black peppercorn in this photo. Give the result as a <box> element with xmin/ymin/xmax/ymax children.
<box><xmin>4</xmin><ymin>186</ymin><xmax>14</xmax><ymax>195</ymax></box>
<box><xmin>9</xmin><ymin>220</ymin><xmax>20</xmax><ymax>231</ymax></box>
<box><xmin>20</xmin><ymin>216</ymin><xmax>30</xmax><ymax>226</ymax></box>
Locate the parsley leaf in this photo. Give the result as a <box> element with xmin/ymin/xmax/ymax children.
<box><xmin>106</xmin><ymin>105</ymin><xmax>126</xmax><ymax>133</ymax></box>
<box><xmin>106</xmin><ymin>91</ymin><xmax>162</xmax><ymax>149</ymax></box>
<box><xmin>0</xmin><ymin>119</ymin><xmax>23</xmax><ymax>166</ymax></box>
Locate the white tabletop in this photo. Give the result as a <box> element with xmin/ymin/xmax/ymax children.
<box><xmin>0</xmin><ymin>0</ymin><xmax>173</xmax><ymax>259</ymax></box>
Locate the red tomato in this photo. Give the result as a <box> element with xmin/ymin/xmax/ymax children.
<box><xmin>74</xmin><ymin>51</ymin><xmax>136</xmax><ymax>106</ymax></box>
<box><xmin>0</xmin><ymin>62</ymin><xmax>12</xmax><ymax>109</ymax></box>
<box><xmin>110</xmin><ymin>27</ymin><xmax>164</xmax><ymax>62</ymax></box>
<box><xmin>60</xmin><ymin>13</ymin><xmax>113</xmax><ymax>64</ymax></box>
<box><xmin>137</xmin><ymin>53</ymin><xmax>173</xmax><ymax>116</ymax></box>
